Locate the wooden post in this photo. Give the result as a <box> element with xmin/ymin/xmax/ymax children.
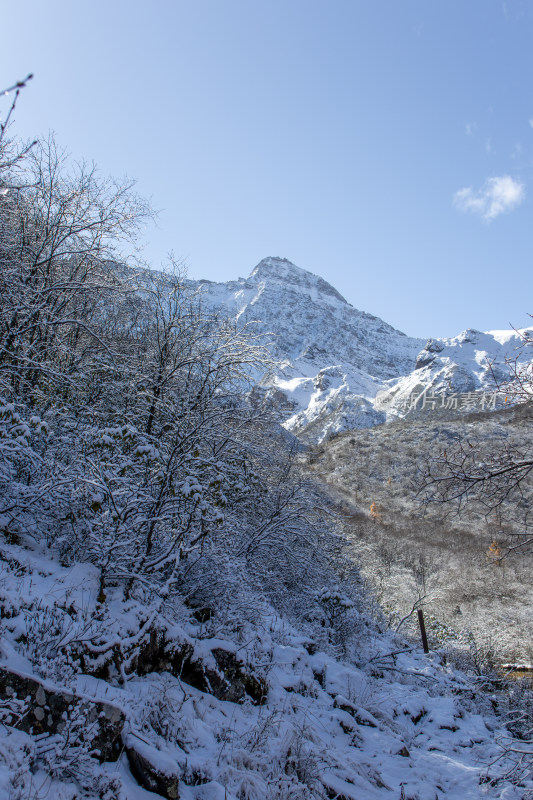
<box><xmin>417</xmin><ymin>609</ymin><xmax>429</xmax><ymax>653</ymax></box>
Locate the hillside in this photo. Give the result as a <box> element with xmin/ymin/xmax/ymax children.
<box><xmin>306</xmin><ymin>400</ymin><xmax>533</xmax><ymax>662</ymax></box>
<box><xmin>3</xmin><ymin>537</ymin><xmax>527</xmax><ymax>800</ymax></box>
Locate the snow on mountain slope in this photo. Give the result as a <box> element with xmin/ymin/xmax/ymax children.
<box><xmin>198</xmin><ymin>257</ymin><xmax>423</xmax><ymax>376</ymax></box>
<box><xmin>191</xmin><ymin>257</ymin><xmax>530</xmax><ymax>441</ymax></box>
<box><xmin>195</xmin><ymin>257</ymin><xmax>423</xmax><ymax>440</ymax></box>
<box><xmin>376</xmin><ymin>327</ymin><xmax>531</xmax><ymax>420</ymax></box>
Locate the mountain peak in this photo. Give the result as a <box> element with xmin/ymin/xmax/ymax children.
<box><xmin>250</xmin><ymin>257</ymin><xmax>348</xmax><ymax>305</ymax></box>
<box><xmin>250</xmin><ymin>256</ymin><xmax>302</xmax><ymax>277</ymax></box>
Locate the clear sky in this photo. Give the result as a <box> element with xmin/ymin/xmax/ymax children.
<box><xmin>2</xmin><ymin>0</ymin><xmax>532</xmax><ymax>338</ymax></box>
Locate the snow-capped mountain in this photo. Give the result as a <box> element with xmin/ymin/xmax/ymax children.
<box><xmin>375</xmin><ymin>327</ymin><xmax>529</xmax><ymax>420</ymax></box>
<box><xmin>194</xmin><ymin>257</ymin><xmax>529</xmax><ymax>442</ymax></box>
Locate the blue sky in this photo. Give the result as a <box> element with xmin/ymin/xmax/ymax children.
<box><xmin>2</xmin><ymin>0</ymin><xmax>532</xmax><ymax>337</ymax></box>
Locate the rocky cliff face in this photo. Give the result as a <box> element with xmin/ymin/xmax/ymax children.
<box><xmin>193</xmin><ymin>257</ymin><xmax>529</xmax><ymax>442</ymax></box>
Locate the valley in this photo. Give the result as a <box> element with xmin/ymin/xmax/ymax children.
<box><xmin>195</xmin><ymin>256</ymin><xmax>533</xmax><ymax>664</ymax></box>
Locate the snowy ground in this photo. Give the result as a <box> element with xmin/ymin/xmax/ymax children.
<box><xmin>1</xmin><ymin>541</ymin><xmax>531</xmax><ymax>800</ymax></box>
